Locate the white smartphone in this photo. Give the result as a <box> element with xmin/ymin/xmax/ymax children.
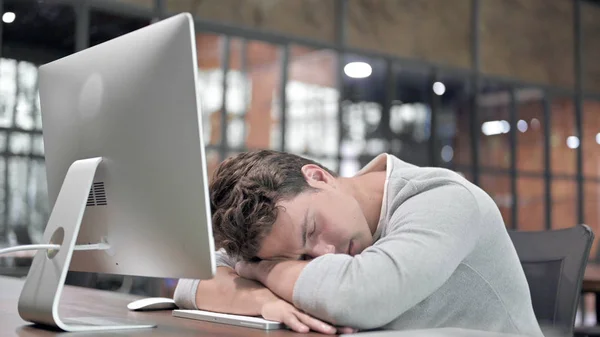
<box><xmin>172</xmin><ymin>309</ymin><xmax>285</xmax><ymax>330</ymax></box>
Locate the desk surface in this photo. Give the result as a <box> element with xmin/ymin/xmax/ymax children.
<box><xmin>0</xmin><ymin>275</ymin><xmax>547</xmax><ymax>337</ymax></box>
<box><xmin>0</xmin><ymin>276</ymin><xmax>321</xmax><ymax>337</ymax></box>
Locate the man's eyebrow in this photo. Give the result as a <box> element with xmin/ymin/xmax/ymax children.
<box><xmin>301</xmin><ymin>208</ymin><xmax>309</xmax><ymax>248</ymax></box>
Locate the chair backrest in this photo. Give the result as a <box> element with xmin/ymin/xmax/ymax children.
<box><xmin>508</xmin><ymin>224</ymin><xmax>593</xmax><ymax>336</ymax></box>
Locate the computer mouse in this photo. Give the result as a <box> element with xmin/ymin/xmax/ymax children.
<box><xmin>127</xmin><ymin>297</ymin><xmax>178</xmax><ymax>311</ymax></box>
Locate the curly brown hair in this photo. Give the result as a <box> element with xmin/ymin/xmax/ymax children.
<box><xmin>209</xmin><ymin>150</ymin><xmax>337</xmax><ymax>261</ymax></box>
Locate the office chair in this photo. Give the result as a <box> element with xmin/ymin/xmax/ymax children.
<box><xmin>508</xmin><ymin>224</ymin><xmax>593</xmax><ymax>337</ymax></box>
<box><xmin>574</xmin><ymin>237</ymin><xmax>600</xmax><ymax>337</ymax></box>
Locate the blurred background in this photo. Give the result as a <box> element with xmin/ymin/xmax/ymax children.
<box><xmin>0</xmin><ymin>0</ymin><xmax>599</xmax><ymax>322</ymax></box>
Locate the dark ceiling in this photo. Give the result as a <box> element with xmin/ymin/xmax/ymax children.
<box><xmin>2</xmin><ymin>0</ymin><xmax>469</xmax><ymax>105</ymax></box>
<box><xmin>2</xmin><ymin>0</ymin><xmax>594</xmax><ymax>106</ymax></box>
<box><xmin>6</xmin><ymin>0</ymin><xmax>598</xmax><ymax>65</ymax></box>
<box><xmin>3</xmin><ymin>0</ymin><xmax>149</xmax><ymax>62</ymax></box>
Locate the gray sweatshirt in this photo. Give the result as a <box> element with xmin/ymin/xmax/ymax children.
<box><xmin>174</xmin><ymin>154</ymin><xmax>543</xmax><ymax>336</ymax></box>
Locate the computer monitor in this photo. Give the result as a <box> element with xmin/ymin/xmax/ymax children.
<box><xmin>17</xmin><ymin>13</ymin><xmax>215</xmax><ymax>332</ymax></box>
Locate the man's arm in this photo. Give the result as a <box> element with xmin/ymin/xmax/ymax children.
<box><xmin>173</xmin><ymin>259</ymin><xmax>350</xmax><ymax>334</ymax></box>
<box><xmin>241</xmin><ymin>183</ymin><xmax>482</xmax><ymax>330</ymax></box>
<box><xmin>235</xmin><ymin>259</ymin><xmax>307</xmax><ymax>303</ymax></box>
<box><xmin>176</xmin><ymin>266</ymin><xmax>275</xmax><ymax>315</ymax></box>
<box><xmin>174</xmin><ymin>249</ymin><xmax>271</xmax><ymax>315</ymax></box>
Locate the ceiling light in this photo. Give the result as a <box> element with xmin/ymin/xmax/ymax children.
<box><xmin>567</xmin><ymin>136</ymin><xmax>580</xmax><ymax>149</ymax></box>
<box><xmin>433</xmin><ymin>82</ymin><xmax>446</xmax><ymax>96</ymax></box>
<box><xmin>517</xmin><ymin>120</ymin><xmax>528</xmax><ymax>133</ymax></box>
<box><xmin>344</xmin><ymin>62</ymin><xmax>372</xmax><ymax>79</ymax></box>
<box><xmin>441</xmin><ymin>145</ymin><xmax>454</xmax><ymax>162</ymax></box>
<box><xmin>2</xmin><ymin>12</ymin><xmax>15</xmax><ymax>24</ymax></box>
<box><xmin>482</xmin><ymin>120</ymin><xmax>510</xmax><ymax>136</ymax></box>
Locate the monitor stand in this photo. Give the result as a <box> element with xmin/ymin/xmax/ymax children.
<box><xmin>17</xmin><ymin>157</ymin><xmax>155</xmax><ymax>332</ymax></box>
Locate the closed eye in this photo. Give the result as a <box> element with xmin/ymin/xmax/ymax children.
<box><xmin>309</xmin><ymin>219</ymin><xmax>317</xmax><ymax>237</ymax></box>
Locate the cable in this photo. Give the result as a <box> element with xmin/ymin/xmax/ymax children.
<box><xmin>0</xmin><ymin>244</ymin><xmax>60</xmax><ymax>256</ymax></box>
<box><xmin>0</xmin><ymin>243</ymin><xmax>111</xmax><ymax>257</ymax></box>
<box><xmin>73</xmin><ymin>243</ymin><xmax>110</xmax><ymax>251</ymax></box>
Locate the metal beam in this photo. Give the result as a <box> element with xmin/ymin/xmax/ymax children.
<box><xmin>75</xmin><ymin>0</ymin><xmax>90</xmax><ymax>51</ymax></box>
<box><xmin>335</xmin><ymin>60</ymin><xmax>344</xmax><ymax>173</ymax></box>
<box><xmin>430</xmin><ymin>71</ymin><xmax>440</xmax><ymax>167</ymax></box>
<box><xmin>0</xmin><ymin>0</ymin><xmax>4</xmax><ymax>241</ymax></box>
<box><xmin>509</xmin><ymin>88</ymin><xmax>518</xmax><ymax>229</ymax></box>
<box><xmin>279</xmin><ymin>44</ymin><xmax>290</xmax><ymax>151</ymax></box>
<box><xmin>469</xmin><ymin>85</ymin><xmax>480</xmax><ymax>184</ymax></box>
<box><xmin>471</xmin><ymin>0</ymin><xmax>481</xmax><ymax>75</ymax></box>
<box><xmin>240</xmin><ymin>39</ymin><xmax>249</xmax><ymax>146</ymax></box>
<box><xmin>335</xmin><ymin>0</ymin><xmax>347</xmax><ymax>173</ymax></box>
<box><xmin>381</xmin><ymin>60</ymin><xmax>394</xmax><ymax>154</ymax></box>
<box><xmin>154</xmin><ymin>0</ymin><xmax>166</xmax><ymax>19</ymax></box>
<box><xmin>480</xmin><ymin>74</ymin><xmax>576</xmax><ymax>97</ymax></box>
<box><xmin>219</xmin><ymin>36</ymin><xmax>231</xmax><ymax>161</ymax></box>
<box><xmin>26</xmin><ymin>77</ymin><xmax>40</xmax><ymax>229</ymax></box>
<box><xmin>336</xmin><ymin>0</ymin><xmax>348</xmax><ymax>47</ymax></box>
<box><xmin>88</xmin><ymin>0</ymin><xmax>154</xmax><ymax>18</ymax></box>
<box><xmin>207</xmin><ymin>143</ymin><xmax>339</xmax><ymax>163</ymax></box>
<box><xmin>0</xmin><ymin>153</ymin><xmax>44</xmax><ymax>160</ymax></box>
<box><xmin>584</xmin><ymin>92</ymin><xmax>600</xmax><ymax>101</ymax></box>
<box><xmin>0</xmin><ymin>128</ymin><xmax>42</xmax><ymax>135</ymax></box>
<box><xmin>454</xmin><ymin>164</ymin><xmax>585</xmax><ymax>181</ymax></box>
<box><xmin>469</xmin><ymin>0</ymin><xmax>481</xmax><ymax>186</ymax></box>
<box><xmin>3</xmin><ymin>62</ymin><xmax>20</xmax><ymax>240</ymax></box>
<box><xmin>543</xmin><ymin>92</ymin><xmax>552</xmax><ymax>230</ymax></box>
<box><xmin>0</xmin><ymin>0</ymin><xmax>3</xmax><ymax>60</ymax></box>
<box><xmin>1</xmin><ymin>43</ymin><xmax>69</xmax><ymax>66</ymax></box>
<box><xmin>574</xmin><ymin>0</ymin><xmax>585</xmax><ymax>225</ymax></box>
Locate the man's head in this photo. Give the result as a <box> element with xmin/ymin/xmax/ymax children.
<box><xmin>210</xmin><ymin>150</ymin><xmax>373</xmax><ymax>262</ymax></box>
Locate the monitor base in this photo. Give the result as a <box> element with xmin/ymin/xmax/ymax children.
<box><xmin>16</xmin><ymin>157</ymin><xmax>156</xmax><ymax>332</ymax></box>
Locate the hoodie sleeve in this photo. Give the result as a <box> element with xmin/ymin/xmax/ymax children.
<box><xmin>173</xmin><ymin>248</ymin><xmax>238</xmax><ymax>309</ymax></box>
<box><xmin>292</xmin><ymin>183</ymin><xmax>482</xmax><ymax>329</ymax></box>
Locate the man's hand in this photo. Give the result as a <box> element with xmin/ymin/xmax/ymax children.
<box><xmin>237</xmin><ymin>261</ymin><xmax>357</xmax><ymax>334</ymax></box>
<box><xmin>262</xmin><ymin>297</ymin><xmax>355</xmax><ymax>334</ymax></box>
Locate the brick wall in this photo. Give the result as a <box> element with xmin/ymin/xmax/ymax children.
<box><xmin>195</xmin><ymin>34</ymin><xmax>338</xmax><ymax>177</ymax></box>
<box><xmin>197</xmin><ymin>31</ymin><xmax>600</xmax><ymax>242</ymax></box>
<box><xmin>163</xmin><ymin>0</ymin><xmax>600</xmax><ymax>92</ymax></box>
<box><xmin>455</xmin><ymin>96</ymin><xmax>600</xmax><ymax>255</ymax></box>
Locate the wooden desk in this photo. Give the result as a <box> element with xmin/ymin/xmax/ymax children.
<box><xmin>0</xmin><ymin>276</ymin><xmax>319</xmax><ymax>337</ymax></box>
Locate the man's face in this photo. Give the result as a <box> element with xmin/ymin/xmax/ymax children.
<box><xmin>256</xmin><ymin>166</ymin><xmax>374</xmax><ymax>261</ymax></box>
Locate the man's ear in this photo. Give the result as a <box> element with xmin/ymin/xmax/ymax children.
<box><xmin>301</xmin><ymin>164</ymin><xmax>334</xmax><ymax>187</ymax></box>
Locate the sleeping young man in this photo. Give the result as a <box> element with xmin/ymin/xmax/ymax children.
<box><xmin>173</xmin><ymin>150</ymin><xmax>543</xmax><ymax>336</ymax></box>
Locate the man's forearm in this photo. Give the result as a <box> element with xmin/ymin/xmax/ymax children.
<box><xmin>195</xmin><ymin>266</ymin><xmax>277</xmax><ymax>316</ymax></box>
<box><xmin>256</xmin><ymin>260</ymin><xmax>308</xmax><ymax>303</ymax></box>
